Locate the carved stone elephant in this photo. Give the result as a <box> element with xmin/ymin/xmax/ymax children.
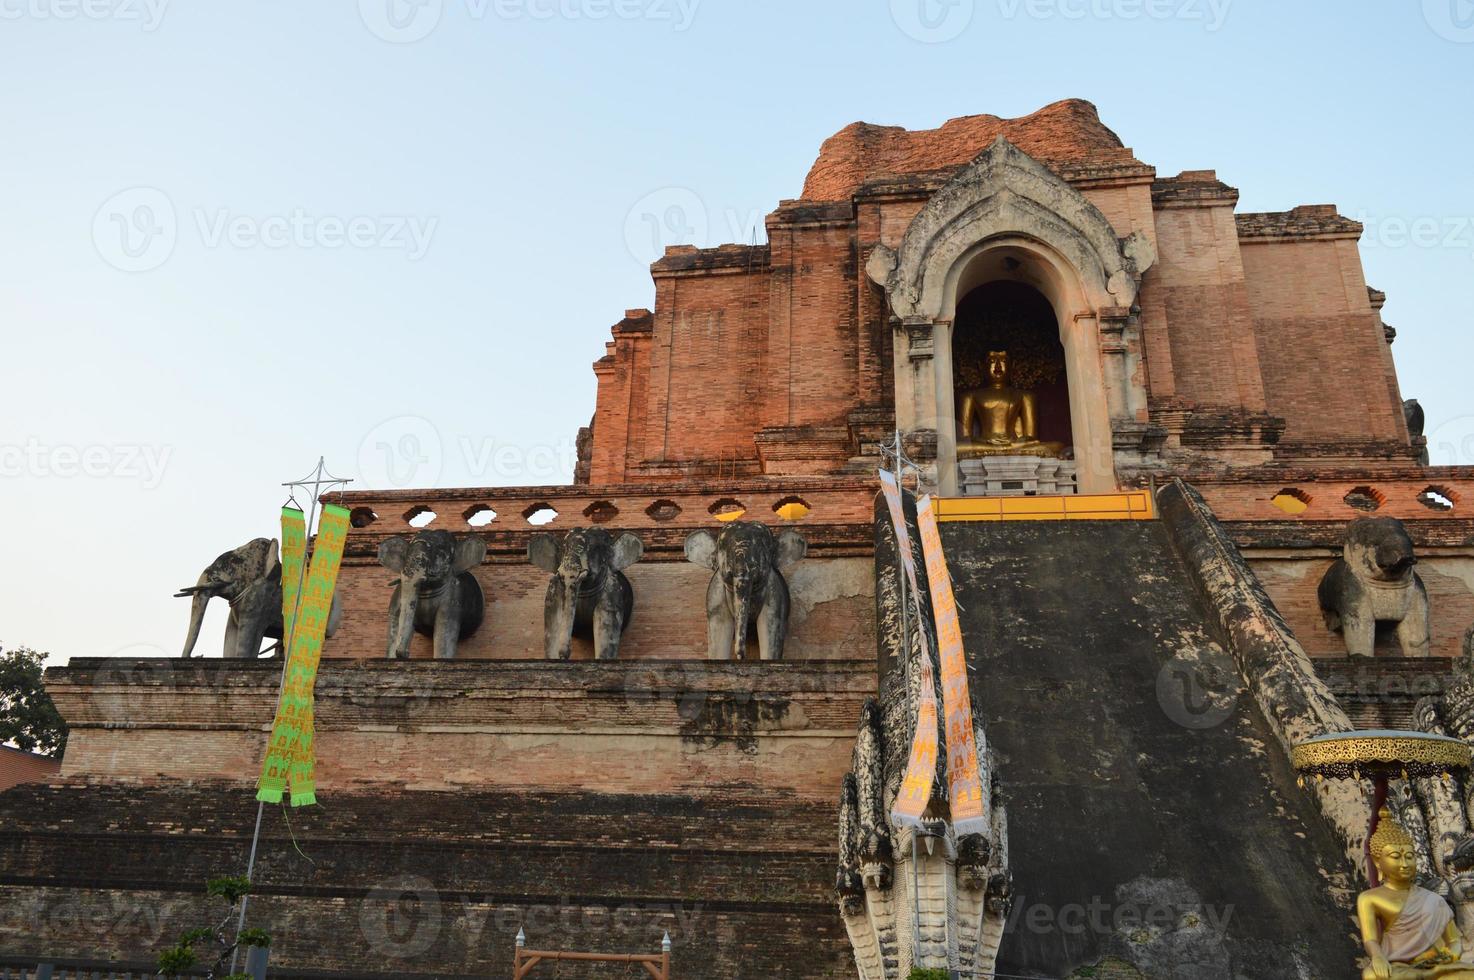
<box><xmin>685</xmin><ymin>521</ymin><xmax>806</xmax><ymax>661</ymax></box>
<box><xmin>1318</xmin><ymin>516</ymin><xmax>1431</xmax><ymax>658</ymax></box>
<box><xmin>528</xmin><ymin>528</ymin><xmax>643</xmax><ymax>661</ymax></box>
<box><xmin>378</xmin><ymin>530</ymin><xmax>487</xmax><ymax>660</ymax></box>
<box><xmin>178</xmin><ymin>538</ymin><xmax>284</xmax><ymax>659</ymax></box>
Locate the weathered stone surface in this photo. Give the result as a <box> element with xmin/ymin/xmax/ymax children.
<box><xmin>941</xmin><ymin>511</ymin><xmax>1356</xmax><ymax>978</ymax></box>
<box><xmin>0</xmin><ymin>782</ymin><xmax>854</xmax><ymax>978</ymax></box>
<box><xmin>46</xmin><ymin>659</ymin><xmax>873</xmax><ymax>797</ymax></box>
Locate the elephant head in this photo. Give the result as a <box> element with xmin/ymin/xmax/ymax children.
<box><xmin>686</xmin><ymin>521</ymin><xmax>806</xmax><ymax>660</ymax></box>
<box><xmin>378</xmin><ymin>530</ymin><xmax>487</xmax><ymax>659</ymax></box>
<box><xmin>176</xmin><ymin>538</ymin><xmax>280</xmax><ymax>658</ymax></box>
<box><xmin>529</xmin><ymin>528</ymin><xmax>643</xmax><ymax>660</ymax></box>
<box><xmin>1345</xmin><ymin>516</ymin><xmax>1419</xmax><ymax>583</ymax></box>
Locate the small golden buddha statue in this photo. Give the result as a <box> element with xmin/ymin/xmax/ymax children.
<box><xmin>956</xmin><ymin>350</ymin><xmax>1064</xmax><ymax>459</ymax></box>
<box><xmin>1358</xmin><ymin>809</ymin><xmax>1474</xmax><ymax>979</ymax></box>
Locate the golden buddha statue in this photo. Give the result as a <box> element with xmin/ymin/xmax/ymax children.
<box><xmin>956</xmin><ymin>350</ymin><xmax>1064</xmax><ymax>459</ymax></box>
<box><xmin>1358</xmin><ymin>809</ymin><xmax>1474</xmax><ymax>979</ymax></box>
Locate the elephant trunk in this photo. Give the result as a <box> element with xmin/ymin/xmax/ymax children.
<box><xmin>548</xmin><ymin>575</ymin><xmax>581</xmax><ymax>660</ymax></box>
<box><xmin>180</xmin><ymin>579</ymin><xmax>212</xmax><ymax>659</ymax></box>
<box><xmin>731</xmin><ymin>583</ymin><xmax>751</xmax><ymax>661</ymax></box>
<box><xmin>388</xmin><ymin>583</ymin><xmax>420</xmax><ymax>659</ymax></box>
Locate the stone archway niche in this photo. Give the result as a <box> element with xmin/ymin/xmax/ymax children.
<box><xmin>867</xmin><ymin>137</ymin><xmax>1156</xmax><ymax>496</ymax></box>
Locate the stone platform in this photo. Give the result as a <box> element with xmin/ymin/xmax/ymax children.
<box><xmin>957</xmin><ymin>455</ymin><xmax>1078</xmax><ymax>496</ymax></box>
<box><xmin>2</xmin><ymin>659</ymin><xmax>878</xmax><ymax>977</ymax></box>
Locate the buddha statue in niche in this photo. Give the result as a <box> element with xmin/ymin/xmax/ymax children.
<box><xmin>1358</xmin><ymin>808</ymin><xmax>1474</xmax><ymax>978</ymax></box>
<box><xmin>957</xmin><ymin>350</ymin><xmax>1064</xmax><ymax>459</ymax></box>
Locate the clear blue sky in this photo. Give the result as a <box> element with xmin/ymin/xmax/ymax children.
<box><xmin>3</xmin><ymin>1</ymin><xmax>1470</xmax><ymax>663</ymax></box>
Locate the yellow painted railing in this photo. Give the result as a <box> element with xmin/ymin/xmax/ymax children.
<box><xmin>935</xmin><ymin>490</ymin><xmax>1155</xmax><ymax>522</ymax></box>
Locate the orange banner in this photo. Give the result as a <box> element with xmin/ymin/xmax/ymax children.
<box><xmin>880</xmin><ymin>471</ymin><xmax>938</xmax><ymax>829</ymax></box>
<box><xmin>917</xmin><ymin>495</ymin><xmax>990</xmax><ymax>837</ymax></box>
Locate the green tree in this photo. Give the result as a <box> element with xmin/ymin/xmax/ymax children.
<box><xmin>0</xmin><ymin>645</ymin><xmax>67</xmax><ymax>757</ymax></box>
<box><xmin>157</xmin><ymin>876</ymin><xmax>270</xmax><ymax>980</ymax></box>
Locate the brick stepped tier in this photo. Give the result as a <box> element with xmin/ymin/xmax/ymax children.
<box><xmin>0</xmin><ymin>782</ymin><xmax>853</xmax><ymax>978</ymax></box>
<box><xmin>939</xmin><ymin>518</ymin><xmax>1359</xmax><ymax>978</ymax></box>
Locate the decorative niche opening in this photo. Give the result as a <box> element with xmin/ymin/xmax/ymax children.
<box><xmin>463</xmin><ymin>505</ymin><xmax>497</xmax><ymax>527</ymax></box>
<box><xmin>350</xmin><ymin>507</ymin><xmax>379</xmax><ymax>528</ymax></box>
<box><xmin>646</xmin><ymin>499</ymin><xmax>682</xmax><ymax>522</ymax></box>
<box><xmin>584</xmin><ymin>500</ymin><xmax>620</xmax><ymax>524</ymax></box>
<box><xmin>404</xmin><ymin>506</ymin><xmax>437</xmax><ymax>528</ymax></box>
<box><xmin>1418</xmin><ymin>485</ymin><xmax>1459</xmax><ymax>512</ymax></box>
<box><xmin>709</xmin><ymin>498</ymin><xmax>746</xmax><ymax>522</ymax></box>
<box><xmin>1344</xmin><ymin>486</ymin><xmax>1386</xmax><ymax>513</ymax></box>
<box><xmin>523</xmin><ymin>503</ymin><xmax>559</xmax><ymax>526</ymax></box>
<box><xmin>1270</xmin><ymin>488</ymin><xmax>1311</xmax><ymax>516</ymax></box>
<box><xmin>773</xmin><ymin>496</ymin><xmax>812</xmax><ymax>521</ymax></box>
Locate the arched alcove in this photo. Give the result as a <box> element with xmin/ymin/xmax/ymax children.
<box><xmin>951</xmin><ymin>280</ymin><xmax>1073</xmax><ymax>454</ymax></box>
<box><xmin>870</xmin><ymin>137</ymin><xmax>1156</xmax><ymax>495</ymax></box>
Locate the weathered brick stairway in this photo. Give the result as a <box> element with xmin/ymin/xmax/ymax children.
<box><xmin>940</xmin><ymin>517</ymin><xmax>1356</xmax><ymax>978</ymax></box>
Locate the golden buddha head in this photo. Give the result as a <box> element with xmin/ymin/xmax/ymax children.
<box><xmin>1369</xmin><ymin>808</ymin><xmax>1419</xmax><ymax>887</ymax></box>
<box><xmin>987</xmin><ymin>350</ymin><xmax>1010</xmax><ymax>386</ymax></box>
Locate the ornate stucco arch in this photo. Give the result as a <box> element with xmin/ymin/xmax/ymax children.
<box><xmin>867</xmin><ymin>137</ymin><xmax>1157</xmax><ymax>495</ymax></box>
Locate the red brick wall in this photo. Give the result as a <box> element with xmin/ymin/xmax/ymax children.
<box><xmin>1147</xmin><ymin>202</ymin><xmax>1267</xmax><ymax>412</ymax></box>
<box><xmin>1240</xmin><ymin>237</ymin><xmax>1406</xmax><ymax>445</ymax></box>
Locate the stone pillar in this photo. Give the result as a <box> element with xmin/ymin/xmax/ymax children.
<box><xmin>931</xmin><ymin>319</ymin><xmax>958</xmax><ymax>496</ymax></box>
<box><xmin>893</xmin><ymin>315</ymin><xmax>942</xmax><ymax>487</ymax></box>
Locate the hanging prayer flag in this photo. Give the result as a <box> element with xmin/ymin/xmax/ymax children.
<box><xmin>257</xmin><ymin>503</ymin><xmax>350</xmax><ymax>807</ymax></box>
<box><xmin>916</xmin><ymin>495</ymin><xmax>990</xmax><ymax>837</ymax></box>
<box><xmin>280</xmin><ymin>507</ymin><xmax>307</xmax><ymax>642</ymax></box>
<box><xmin>880</xmin><ymin>470</ymin><xmax>939</xmax><ymax>829</ymax></box>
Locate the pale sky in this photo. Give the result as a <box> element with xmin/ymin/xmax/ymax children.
<box><xmin>2</xmin><ymin>1</ymin><xmax>1470</xmax><ymax>664</ymax></box>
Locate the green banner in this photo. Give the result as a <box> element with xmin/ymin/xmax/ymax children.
<box><xmin>280</xmin><ymin>507</ymin><xmax>307</xmax><ymax>644</ymax></box>
<box><xmin>257</xmin><ymin>503</ymin><xmax>350</xmax><ymax>807</ymax></box>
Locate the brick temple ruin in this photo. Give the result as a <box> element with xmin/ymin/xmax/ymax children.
<box><xmin>7</xmin><ymin>99</ymin><xmax>1474</xmax><ymax>978</ymax></box>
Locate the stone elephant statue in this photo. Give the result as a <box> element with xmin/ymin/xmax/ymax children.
<box><xmin>378</xmin><ymin>530</ymin><xmax>487</xmax><ymax>660</ymax></box>
<box><xmin>177</xmin><ymin>537</ymin><xmax>343</xmax><ymax>660</ymax></box>
<box><xmin>685</xmin><ymin>521</ymin><xmax>806</xmax><ymax>661</ymax></box>
<box><xmin>1318</xmin><ymin>516</ymin><xmax>1431</xmax><ymax>658</ymax></box>
<box><xmin>528</xmin><ymin>528</ymin><xmax>643</xmax><ymax>661</ymax></box>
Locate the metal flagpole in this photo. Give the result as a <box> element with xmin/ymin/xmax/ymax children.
<box><xmin>230</xmin><ymin>458</ymin><xmax>352</xmax><ymax>971</ymax></box>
